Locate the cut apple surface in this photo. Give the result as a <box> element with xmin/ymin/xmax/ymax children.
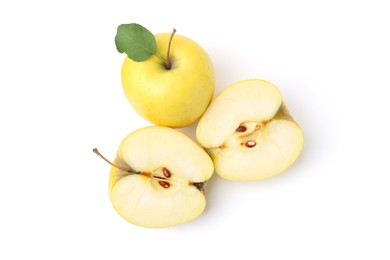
<box><xmin>105</xmin><ymin>126</ymin><xmax>214</xmax><ymax>228</ymax></box>
<box><xmin>196</xmin><ymin>79</ymin><xmax>304</xmax><ymax>181</ymax></box>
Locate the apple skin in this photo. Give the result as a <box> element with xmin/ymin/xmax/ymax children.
<box><xmin>121</xmin><ymin>33</ymin><xmax>215</xmax><ymax>128</ymax></box>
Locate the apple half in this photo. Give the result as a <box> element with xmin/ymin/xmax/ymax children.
<box><xmin>196</xmin><ymin>79</ymin><xmax>304</xmax><ymax>181</ymax></box>
<box><xmin>95</xmin><ymin>126</ymin><xmax>214</xmax><ymax>228</ymax></box>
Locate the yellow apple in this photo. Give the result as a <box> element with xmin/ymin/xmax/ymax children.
<box><xmin>121</xmin><ymin>33</ymin><xmax>215</xmax><ymax>127</ymax></box>
<box><xmin>94</xmin><ymin>126</ymin><xmax>214</xmax><ymax>228</ymax></box>
<box><xmin>197</xmin><ymin>79</ymin><xmax>304</xmax><ymax>181</ymax></box>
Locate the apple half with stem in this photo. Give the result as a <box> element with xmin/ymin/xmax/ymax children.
<box><xmin>196</xmin><ymin>79</ymin><xmax>304</xmax><ymax>181</ymax></box>
<box><xmin>93</xmin><ymin>126</ymin><xmax>214</xmax><ymax>228</ymax></box>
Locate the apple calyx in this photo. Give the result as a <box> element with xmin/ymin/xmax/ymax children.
<box><xmin>191</xmin><ymin>182</ymin><xmax>205</xmax><ymax>193</ymax></box>
<box><xmin>93</xmin><ymin>148</ymin><xmax>205</xmax><ymax>191</ymax></box>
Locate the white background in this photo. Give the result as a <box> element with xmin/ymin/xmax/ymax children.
<box><xmin>1</xmin><ymin>0</ymin><xmax>389</xmax><ymax>259</ymax></box>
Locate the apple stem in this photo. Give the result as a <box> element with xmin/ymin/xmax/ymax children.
<box><xmin>165</xmin><ymin>28</ymin><xmax>176</xmax><ymax>70</ymax></box>
<box><xmin>93</xmin><ymin>148</ymin><xmax>134</xmax><ymax>173</ymax></box>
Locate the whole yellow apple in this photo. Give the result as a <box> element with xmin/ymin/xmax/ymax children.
<box><xmin>121</xmin><ymin>33</ymin><xmax>215</xmax><ymax>127</ymax></box>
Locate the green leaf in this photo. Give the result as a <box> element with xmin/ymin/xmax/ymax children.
<box><xmin>115</xmin><ymin>23</ymin><xmax>156</xmax><ymax>62</ymax></box>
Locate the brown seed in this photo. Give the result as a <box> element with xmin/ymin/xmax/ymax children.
<box><xmin>236</xmin><ymin>126</ymin><xmax>247</xmax><ymax>132</ymax></box>
<box><xmin>158</xmin><ymin>181</ymin><xmax>170</xmax><ymax>189</ymax></box>
<box><xmin>245</xmin><ymin>141</ymin><xmax>256</xmax><ymax>148</ymax></box>
<box><xmin>162</xmin><ymin>167</ymin><xmax>171</xmax><ymax>178</ymax></box>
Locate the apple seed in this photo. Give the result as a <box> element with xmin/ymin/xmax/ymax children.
<box><xmin>245</xmin><ymin>141</ymin><xmax>256</xmax><ymax>148</ymax></box>
<box><xmin>162</xmin><ymin>167</ymin><xmax>171</xmax><ymax>178</ymax></box>
<box><xmin>158</xmin><ymin>181</ymin><xmax>170</xmax><ymax>189</ymax></box>
<box><xmin>236</xmin><ymin>126</ymin><xmax>247</xmax><ymax>132</ymax></box>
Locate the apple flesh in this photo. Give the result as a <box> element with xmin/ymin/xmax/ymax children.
<box><xmin>121</xmin><ymin>33</ymin><xmax>215</xmax><ymax>128</ymax></box>
<box><xmin>106</xmin><ymin>126</ymin><xmax>214</xmax><ymax>228</ymax></box>
<box><xmin>196</xmin><ymin>79</ymin><xmax>304</xmax><ymax>181</ymax></box>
